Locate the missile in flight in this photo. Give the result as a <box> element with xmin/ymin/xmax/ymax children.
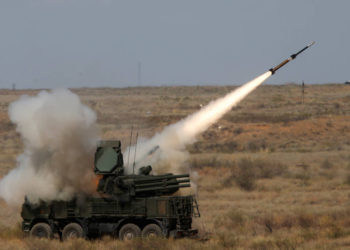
<box><xmin>269</xmin><ymin>41</ymin><xmax>315</xmax><ymax>75</ymax></box>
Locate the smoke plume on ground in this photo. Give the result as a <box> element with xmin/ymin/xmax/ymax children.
<box><xmin>0</xmin><ymin>89</ymin><xmax>98</xmax><ymax>206</ymax></box>
<box><xmin>125</xmin><ymin>71</ymin><xmax>272</xmax><ymax>175</ymax></box>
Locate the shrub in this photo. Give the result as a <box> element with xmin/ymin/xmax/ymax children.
<box><xmin>321</xmin><ymin>159</ymin><xmax>333</xmax><ymax>169</ymax></box>
<box><xmin>221</xmin><ymin>171</ymin><xmax>235</xmax><ymax>187</ymax></box>
<box><xmin>234</xmin><ymin>157</ymin><xmax>288</xmax><ymax>191</ymax></box>
<box><xmin>250</xmin><ymin>237</ymin><xmax>275</xmax><ymax>250</ymax></box>
<box><xmin>235</xmin><ymin>158</ymin><xmax>257</xmax><ymax>191</ymax></box>
<box><xmin>319</xmin><ymin>170</ymin><xmax>335</xmax><ymax>180</ymax></box>
<box><xmin>297</xmin><ymin>212</ymin><xmax>316</xmax><ymax>228</ymax></box>
<box><xmin>344</xmin><ymin>174</ymin><xmax>350</xmax><ymax>185</ymax></box>
<box><xmin>217</xmin><ymin>232</ymin><xmax>239</xmax><ymax>248</ymax></box>
<box><xmin>299</xmin><ymin>229</ymin><xmax>317</xmax><ymax>240</ymax></box>
<box><xmin>257</xmin><ymin>214</ymin><xmax>294</xmax><ymax>233</ymax></box>
<box><xmin>296</xmin><ymin>163</ymin><xmax>309</xmax><ymax>171</ymax></box>
<box><xmin>274</xmin><ymin>238</ymin><xmax>298</xmax><ymax>250</ymax></box>
<box><xmin>261</xmin><ymin>214</ymin><xmax>274</xmax><ymax>233</ymax></box>
<box><xmin>233</xmin><ymin>127</ymin><xmax>244</xmax><ymax>135</ymax></box>
<box><xmin>253</xmin><ymin>158</ymin><xmax>287</xmax><ymax>178</ymax></box>
<box><xmin>190</xmin><ymin>156</ymin><xmax>234</xmax><ymax>169</ymax></box>
<box><xmin>245</xmin><ymin>140</ymin><xmax>267</xmax><ymax>152</ymax></box>
<box><xmin>214</xmin><ymin>209</ymin><xmax>246</xmax><ymax>231</ymax></box>
<box><xmin>327</xmin><ymin>225</ymin><xmax>347</xmax><ymax>239</ymax></box>
<box><xmin>295</xmin><ymin>172</ymin><xmax>311</xmax><ymax>185</ymax></box>
<box><xmin>220</xmin><ymin>141</ymin><xmax>239</xmax><ymax>153</ymax></box>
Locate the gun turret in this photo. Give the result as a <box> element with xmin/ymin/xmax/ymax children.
<box><xmin>97</xmin><ymin>173</ymin><xmax>191</xmax><ymax>198</ymax></box>
<box><xmin>94</xmin><ymin>140</ymin><xmax>191</xmax><ymax>201</ymax></box>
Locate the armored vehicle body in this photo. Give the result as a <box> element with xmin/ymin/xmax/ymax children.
<box><xmin>21</xmin><ymin>140</ymin><xmax>199</xmax><ymax>240</ymax></box>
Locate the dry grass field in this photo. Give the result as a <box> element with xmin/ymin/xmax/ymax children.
<box><xmin>1</xmin><ymin>84</ymin><xmax>350</xmax><ymax>249</ymax></box>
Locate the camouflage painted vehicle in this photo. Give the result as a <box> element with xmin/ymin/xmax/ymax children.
<box><xmin>21</xmin><ymin>140</ymin><xmax>200</xmax><ymax>240</ymax></box>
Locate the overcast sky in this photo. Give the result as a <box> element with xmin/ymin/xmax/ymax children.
<box><xmin>0</xmin><ymin>0</ymin><xmax>349</xmax><ymax>88</ymax></box>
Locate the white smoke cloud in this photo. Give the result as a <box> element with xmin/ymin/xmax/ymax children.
<box><xmin>0</xmin><ymin>71</ymin><xmax>270</xmax><ymax>205</ymax></box>
<box><xmin>0</xmin><ymin>89</ymin><xmax>99</xmax><ymax>206</ymax></box>
<box><xmin>125</xmin><ymin>71</ymin><xmax>272</xmax><ymax>175</ymax></box>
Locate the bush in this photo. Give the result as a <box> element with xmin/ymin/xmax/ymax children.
<box><xmin>253</xmin><ymin>158</ymin><xmax>287</xmax><ymax>178</ymax></box>
<box><xmin>222</xmin><ymin>171</ymin><xmax>235</xmax><ymax>187</ymax></box>
<box><xmin>257</xmin><ymin>214</ymin><xmax>294</xmax><ymax>233</ymax></box>
<box><xmin>234</xmin><ymin>157</ymin><xmax>288</xmax><ymax>191</ymax></box>
<box><xmin>235</xmin><ymin>158</ymin><xmax>257</xmax><ymax>191</ymax></box>
<box><xmin>250</xmin><ymin>237</ymin><xmax>298</xmax><ymax>250</ymax></box>
<box><xmin>189</xmin><ymin>156</ymin><xmax>234</xmax><ymax>169</ymax></box>
<box><xmin>214</xmin><ymin>209</ymin><xmax>246</xmax><ymax>231</ymax></box>
<box><xmin>327</xmin><ymin>225</ymin><xmax>347</xmax><ymax>239</ymax></box>
<box><xmin>345</xmin><ymin>174</ymin><xmax>350</xmax><ymax>185</ymax></box>
<box><xmin>274</xmin><ymin>238</ymin><xmax>298</xmax><ymax>250</ymax></box>
<box><xmin>297</xmin><ymin>212</ymin><xmax>316</xmax><ymax>228</ymax></box>
<box><xmin>250</xmin><ymin>237</ymin><xmax>275</xmax><ymax>250</ymax></box>
<box><xmin>219</xmin><ymin>141</ymin><xmax>239</xmax><ymax>153</ymax></box>
<box><xmin>189</xmin><ymin>141</ymin><xmax>239</xmax><ymax>154</ymax></box>
<box><xmin>245</xmin><ymin>140</ymin><xmax>267</xmax><ymax>152</ymax></box>
<box><xmin>295</xmin><ymin>172</ymin><xmax>311</xmax><ymax>186</ymax></box>
<box><xmin>233</xmin><ymin>127</ymin><xmax>244</xmax><ymax>135</ymax></box>
<box><xmin>217</xmin><ymin>232</ymin><xmax>239</xmax><ymax>248</ymax></box>
<box><xmin>321</xmin><ymin>159</ymin><xmax>333</xmax><ymax>169</ymax></box>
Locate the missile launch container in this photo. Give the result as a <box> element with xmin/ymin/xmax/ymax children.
<box><xmin>21</xmin><ymin>140</ymin><xmax>200</xmax><ymax>240</ymax></box>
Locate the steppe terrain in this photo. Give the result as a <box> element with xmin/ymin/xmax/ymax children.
<box><xmin>1</xmin><ymin>84</ymin><xmax>350</xmax><ymax>249</ymax></box>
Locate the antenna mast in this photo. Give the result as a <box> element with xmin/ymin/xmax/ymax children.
<box><xmin>132</xmin><ymin>131</ymin><xmax>139</xmax><ymax>175</ymax></box>
<box><xmin>126</xmin><ymin>126</ymin><xmax>133</xmax><ymax>167</ymax></box>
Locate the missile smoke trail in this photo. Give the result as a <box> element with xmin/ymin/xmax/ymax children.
<box><xmin>126</xmin><ymin>42</ymin><xmax>315</xmax><ymax>174</ymax></box>
<box><xmin>0</xmin><ymin>89</ymin><xmax>99</xmax><ymax>206</ymax></box>
<box><xmin>125</xmin><ymin>71</ymin><xmax>272</xmax><ymax>174</ymax></box>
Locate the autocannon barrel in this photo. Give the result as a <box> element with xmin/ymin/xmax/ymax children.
<box><xmin>134</xmin><ymin>178</ymin><xmax>190</xmax><ymax>188</ymax></box>
<box><xmin>97</xmin><ymin>172</ymin><xmax>192</xmax><ymax>197</ymax></box>
<box><xmin>135</xmin><ymin>184</ymin><xmax>191</xmax><ymax>193</ymax></box>
<box><xmin>134</xmin><ymin>174</ymin><xmax>190</xmax><ymax>182</ymax></box>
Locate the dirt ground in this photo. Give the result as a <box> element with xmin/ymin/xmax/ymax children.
<box><xmin>1</xmin><ymin>84</ymin><xmax>350</xmax><ymax>249</ymax></box>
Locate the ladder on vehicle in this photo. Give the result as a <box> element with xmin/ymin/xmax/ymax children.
<box><xmin>193</xmin><ymin>198</ymin><xmax>200</xmax><ymax>217</ymax></box>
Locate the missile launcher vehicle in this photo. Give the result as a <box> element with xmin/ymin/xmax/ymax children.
<box><xmin>21</xmin><ymin>140</ymin><xmax>200</xmax><ymax>240</ymax></box>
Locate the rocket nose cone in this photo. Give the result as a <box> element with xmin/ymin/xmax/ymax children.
<box><xmin>308</xmin><ymin>41</ymin><xmax>316</xmax><ymax>47</ymax></box>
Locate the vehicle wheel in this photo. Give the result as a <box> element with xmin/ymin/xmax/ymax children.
<box><xmin>119</xmin><ymin>223</ymin><xmax>141</xmax><ymax>240</ymax></box>
<box><xmin>62</xmin><ymin>223</ymin><xmax>85</xmax><ymax>240</ymax></box>
<box><xmin>30</xmin><ymin>222</ymin><xmax>53</xmax><ymax>238</ymax></box>
<box><xmin>141</xmin><ymin>224</ymin><xmax>163</xmax><ymax>238</ymax></box>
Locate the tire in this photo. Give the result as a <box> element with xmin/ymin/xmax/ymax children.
<box><xmin>30</xmin><ymin>222</ymin><xmax>53</xmax><ymax>239</ymax></box>
<box><xmin>141</xmin><ymin>224</ymin><xmax>163</xmax><ymax>238</ymax></box>
<box><xmin>118</xmin><ymin>223</ymin><xmax>141</xmax><ymax>240</ymax></box>
<box><xmin>62</xmin><ymin>223</ymin><xmax>85</xmax><ymax>241</ymax></box>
